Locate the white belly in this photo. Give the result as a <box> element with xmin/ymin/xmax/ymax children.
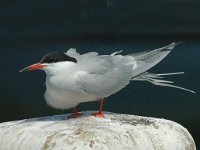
<box><xmin>44</xmin><ymin>76</ymin><xmax>98</xmax><ymax>110</ymax></box>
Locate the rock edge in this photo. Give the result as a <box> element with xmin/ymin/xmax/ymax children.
<box><xmin>0</xmin><ymin>111</ymin><xmax>196</xmax><ymax>150</ymax></box>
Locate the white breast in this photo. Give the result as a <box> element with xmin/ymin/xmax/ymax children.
<box><xmin>44</xmin><ymin>64</ymin><xmax>98</xmax><ymax>110</ymax></box>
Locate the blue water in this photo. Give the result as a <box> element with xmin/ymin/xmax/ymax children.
<box><xmin>0</xmin><ymin>39</ymin><xmax>200</xmax><ymax>147</ymax></box>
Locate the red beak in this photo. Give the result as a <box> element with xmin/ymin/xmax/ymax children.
<box><xmin>20</xmin><ymin>63</ymin><xmax>46</xmax><ymax>72</ymax></box>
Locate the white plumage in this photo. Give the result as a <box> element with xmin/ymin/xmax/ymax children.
<box><xmin>41</xmin><ymin>42</ymin><xmax>194</xmax><ymax>110</ymax></box>
<box><xmin>44</xmin><ymin>49</ymin><xmax>136</xmax><ymax>109</ymax></box>
<box><xmin>20</xmin><ymin>42</ymin><xmax>195</xmax><ymax>112</ymax></box>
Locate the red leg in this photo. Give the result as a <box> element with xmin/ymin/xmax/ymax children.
<box><xmin>68</xmin><ymin>106</ymin><xmax>82</xmax><ymax>118</ymax></box>
<box><xmin>92</xmin><ymin>98</ymin><xmax>105</xmax><ymax>118</ymax></box>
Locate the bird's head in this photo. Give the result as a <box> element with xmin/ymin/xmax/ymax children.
<box><xmin>20</xmin><ymin>52</ymin><xmax>77</xmax><ymax>74</ymax></box>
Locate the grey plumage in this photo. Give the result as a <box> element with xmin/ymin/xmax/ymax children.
<box><xmin>131</xmin><ymin>42</ymin><xmax>195</xmax><ymax>93</ymax></box>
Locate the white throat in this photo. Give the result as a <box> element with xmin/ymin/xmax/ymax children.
<box><xmin>43</xmin><ymin>61</ymin><xmax>77</xmax><ymax>76</ymax></box>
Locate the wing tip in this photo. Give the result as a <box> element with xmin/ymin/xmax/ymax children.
<box><xmin>166</xmin><ymin>41</ymin><xmax>185</xmax><ymax>51</ymax></box>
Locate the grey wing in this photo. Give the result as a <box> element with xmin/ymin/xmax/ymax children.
<box><xmin>130</xmin><ymin>42</ymin><xmax>195</xmax><ymax>93</ymax></box>
<box><xmin>76</xmin><ymin>54</ymin><xmax>134</xmax><ymax>98</ymax></box>
<box><xmin>130</xmin><ymin>42</ymin><xmax>180</xmax><ymax>78</ymax></box>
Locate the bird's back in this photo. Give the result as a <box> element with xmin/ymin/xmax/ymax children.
<box><xmin>73</xmin><ymin>51</ymin><xmax>136</xmax><ymax>98</ymax></box>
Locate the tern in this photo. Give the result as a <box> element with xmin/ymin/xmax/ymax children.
<box><xmin>20</xmin><ymin>42</ymin><xmax>195</xmax><ymax>118</ymax></box>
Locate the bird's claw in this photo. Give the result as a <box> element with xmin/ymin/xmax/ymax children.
<box><xmin>92</xmin><ymin>112</ymin><xmax>105</xmax><ymax>118</ymax></box>
<box><xmin>67</xmin><ymin>112</ymin><xmax>83</xmax><ymax>119</ymax></box>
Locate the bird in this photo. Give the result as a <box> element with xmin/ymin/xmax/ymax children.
<box><xmin>20</xmin><ymin>42</ymin><xmax>195</xmax><ymax>118</ymax></box>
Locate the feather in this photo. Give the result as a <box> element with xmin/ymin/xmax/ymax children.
<box><xmin>130</xmin><ymin>42</ymin><xmax>183</xmax><ymax>78</ymax></box>
<box><xmin>65</xmin><ymin>48</ymin><xmax>80</xmax><ymax>58</ymax></box>
<box><xmin>132</xmin><ymin>72</ymin><xmax>195</xmax><ymax>93</ymax></box>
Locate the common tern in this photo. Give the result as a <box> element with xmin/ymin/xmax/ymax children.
<box><xmin>20</xmin><ymin>42</ymin><xmax>195</xmax><ymax>118</ymax></box>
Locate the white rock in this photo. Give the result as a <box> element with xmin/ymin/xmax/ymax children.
<box><xmin>0</xmin><ymin>112</ymin><xmax>196</xmax><ymax>150</ymax></box>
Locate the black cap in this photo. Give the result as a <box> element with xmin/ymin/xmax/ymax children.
<box><xmin>40</xmin><ymin>52</ymin><xmax>77</xmax><ymax>64</ymax></box>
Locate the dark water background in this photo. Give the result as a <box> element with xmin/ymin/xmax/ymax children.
<box><xmin>0</xmin><ymin>0</ymin><xmax>200</xmax><ymax>148</ymax></box>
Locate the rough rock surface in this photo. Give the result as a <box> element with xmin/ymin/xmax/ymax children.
<box><xmin>0</xmin><ymin>111</ymin><xmax>196</xmax><ymax>150</ymax></box>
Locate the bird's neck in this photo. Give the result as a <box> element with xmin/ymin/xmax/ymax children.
<box><xmin>44</xmin><ymin>61</ymin><xmax>77</xmax><ymax>76</ymax></box>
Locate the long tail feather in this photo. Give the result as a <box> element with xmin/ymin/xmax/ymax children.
<box><xmin>129</xmin><ymin>42</ymin><xmax>184</xmax><ymax>78</ymax></box>
<box><xmin>132</xmin><ymin>72</ymin><xmax>195</xmax><ymax>93</ymax></box>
